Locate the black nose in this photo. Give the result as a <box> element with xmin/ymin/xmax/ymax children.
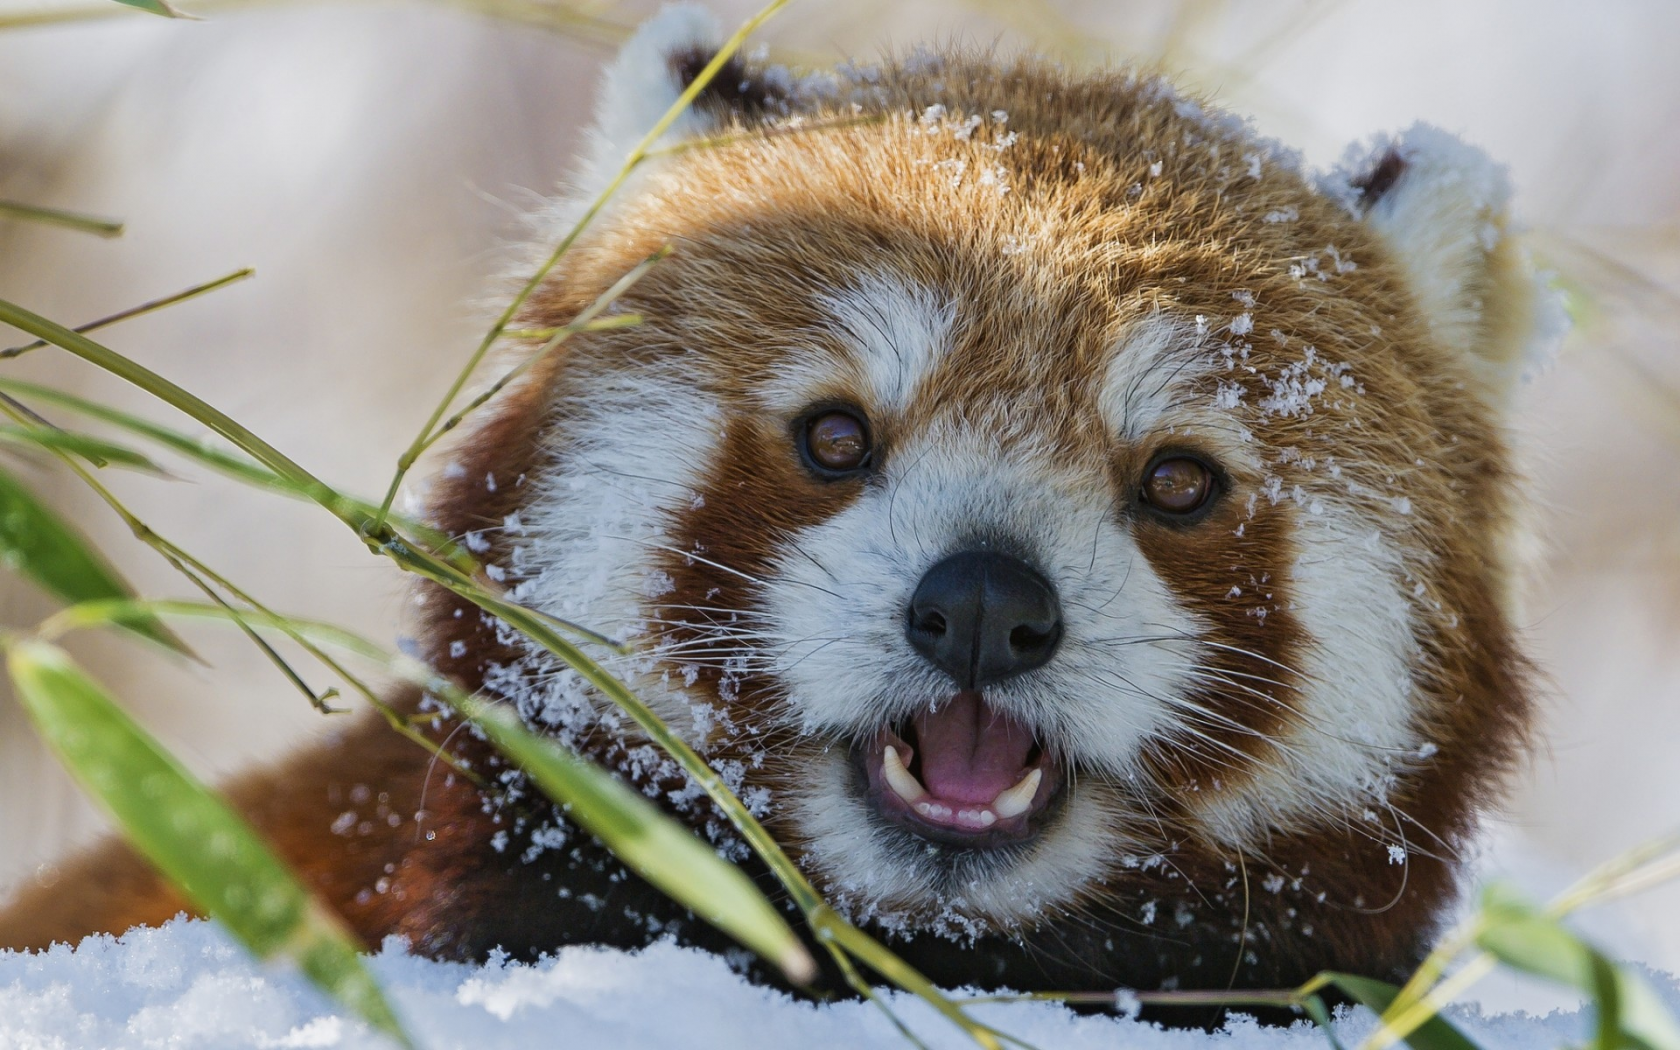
<box><xmin>905</xmin><ymin>551</ymin><xmax>1063</xmax><ymax>689</ymax></box>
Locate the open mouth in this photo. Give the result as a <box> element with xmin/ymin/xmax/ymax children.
<box><xmin>858</xmin><ymin>690</ymin><xmax>1060</xmax><ymax>847</ymax></box>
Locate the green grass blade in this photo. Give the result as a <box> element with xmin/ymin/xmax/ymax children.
<box><xmin>3</xmin><ymin>640</ymin><xmax>412</xmax><ymax>1048</ymax></box>
<box><xmin>1476</xmin><ymin>884</ymin><xmax>1680</xmax><ymax>1050</ymax></box>
<box><xmin>1320</xmin><ymin>973</ymin><xmax>1481</xmax><ymax>1050</ymax></box>
<box><xmin>0</xmin><ymin>424</ymin><xmax>167</xmax><ymax>474</ymax></box>
<box><xmin>0</xmin><ymin>377</ymin><xmax>286</xmax><ymax>487</ymax></box>
<box><xmin>464</xmin><ymin>697</ymin><xmax>815</xmax><ymax>986</ymax></box>
<box><xmin>0</xmin><ymin>378</ymin><xmax>477</xmax><ymax>573</ymax></box>
<box><xmin>109</xmin><ymin>0</ymin><xmax>191</xmax><ymax>17</ymax></box>
<box><xmin>2</xmin><ymin>268</ymin><xmax>254</xmax><ymax>359</ymax></box>
<box><xmin>0</xmin><ymin>297</ymin><xmax>341</xmax><ymax>506</ymax></box>
<box><xmin>0</xmin><ymin>467</ymin><xmax>188</xmax><ymax>655</ymax></box>
<box><xmin>371</xmin><ymin>0</ymin><xmax>790</xmax><ymax>530</ymax></box>
<box><xmin>0</xmin><ymin>199</ymin><xmax>123</xmax><ymax>237</ymax></box>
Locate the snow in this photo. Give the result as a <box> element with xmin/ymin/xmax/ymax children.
<box><xmin>3</xmin><ymin>918</ymin><xmax>1676</xmax><ymax>1050</ymax></box>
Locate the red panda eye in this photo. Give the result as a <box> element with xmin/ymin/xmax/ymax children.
<box><xmin>1141</xmin><ymin>456</ymin><xmax>1215</xmax><ymax>515</ymax></box>
<box><xmin>801</xmin><ymin>409</ymin><xmax>872</xmax><ymax>475</ymax></box>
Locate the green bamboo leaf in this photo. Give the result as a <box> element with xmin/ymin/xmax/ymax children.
<box><xmin>1321</xmin><ymin>973</ymin><xmax>1482</xmax><ymax>1050</ymax></box>
<box><xmin>1476</xmin><ymin>884</ymin><xmax>1680</xmax><ymax>1050</ymax></box>
<box><xmin>0</xmin><ymin>424</ymin><xmax>167</xmax><ymax>474</ymax></box>
<box><xmin>464</xmin><ymin>698</ymin><xmax>816</xmax><ymax>986</ymax></box>
<box><xmin>4</xmin><ymin>640</ymin><xmax>412</xmax><ymax>1048</ymax></box>
<box><xmin>2</xmin><ymin>268</ymin><xmax>254</xmax><ymax>359</ymax></box>
<box><xmin>1589</xmin><ymin>950</ymin><xmax>1625</xmax><ymax>1050</ymax></box>
<box><xmin>0</xmin><ymin>467</ymin><xmax>188</xmax><ymax>655</ymax></box>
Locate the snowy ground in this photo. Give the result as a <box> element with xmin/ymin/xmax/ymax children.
<box><xmin>3</xmin><ymin>918</ymin><xmax>1677</xmax><ymax>1050</ymax></box>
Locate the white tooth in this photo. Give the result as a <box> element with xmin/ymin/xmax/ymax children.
<box><xmin>882</xmin><ymin>746</ymin><xmax>927</xmax><ymax>803</ymax></box>
<box><xmin>991</xmin><ymin>768</ymin><xmax>1043</xmax><ymax>819</ymax></box>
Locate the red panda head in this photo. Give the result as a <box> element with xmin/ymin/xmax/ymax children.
<box><xmin>419</xmin><ymin>6</ymin><xmax>1562</xmax><ymax>983</ymax></box>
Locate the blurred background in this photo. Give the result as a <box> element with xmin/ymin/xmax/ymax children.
<box><xmin>0</xmin><ymin>0</ymin><xmax>1675</xmax><ymax>1009</ymax></box>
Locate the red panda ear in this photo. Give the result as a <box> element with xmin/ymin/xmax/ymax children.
<box><xmin>1326</xmin><ymin>125</ymin><xmax>1568</xmax><ymax>405</ymax></box>
<box><xmin>576</xmin><ymin>4</ymin><xmax>781</xmax><ymax>197</ymax></box>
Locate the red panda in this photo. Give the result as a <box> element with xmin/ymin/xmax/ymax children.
<box><xmin>0</xmin><ymin>3</ymin><xmax>1561</xmax><ymax>1007</ymax></box>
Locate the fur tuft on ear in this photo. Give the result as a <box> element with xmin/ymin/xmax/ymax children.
<box><xmin>1323</xmin><ymin>124</ymin><xmax>1568</xmax><ymax>405</ymax></box>
<box><xmin>577</xmin><ymin>3</ymin><xmax>722</xmax><ymax>195</ymax></box>
<box><xmin>577</xmin><ymin>3</ymin><xmax>785</xmax><ymax>199</ymax></box>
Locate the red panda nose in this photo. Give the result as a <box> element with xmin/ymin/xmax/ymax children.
<box><xmin>906</xmin><ymin>551</ymin><xmax>1064</xmax><ymax>689</ymax></box>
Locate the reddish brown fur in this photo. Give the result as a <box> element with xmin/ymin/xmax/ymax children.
<box><xmin>1</xmin><ymin>46</ymin><xmax>1531</xmax><ymax>1005</ymax></box>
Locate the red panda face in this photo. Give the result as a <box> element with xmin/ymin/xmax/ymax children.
<box><xmin>420</xmin><ymin>12</ymin><xmax>1554</xmax><ymax>980</ymax></box>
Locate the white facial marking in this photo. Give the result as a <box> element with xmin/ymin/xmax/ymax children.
<box><xmin>1098</xmin><ymin>315</ymin><xmax>1262</xmax><ymax>476</ymax></box>
<box><xmin>758</xmin><ymin>273</ymin><xmax>954</xmax><ymax>417</ymax></box>
<box><xmin>1195</xmin><ymin>510</ymin><xmax>1424</xmax><ymax>846</ymax></box>
<box><xmin>499</xmin><ymin>364</ymin><xmax>722</xmax><ymax>742</ymax></box>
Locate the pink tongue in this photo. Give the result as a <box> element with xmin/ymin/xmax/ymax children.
<box><xmin>912</xmin><ymin>692</ymin><xmax>1036</xmax><ymax>805</ymax></box>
